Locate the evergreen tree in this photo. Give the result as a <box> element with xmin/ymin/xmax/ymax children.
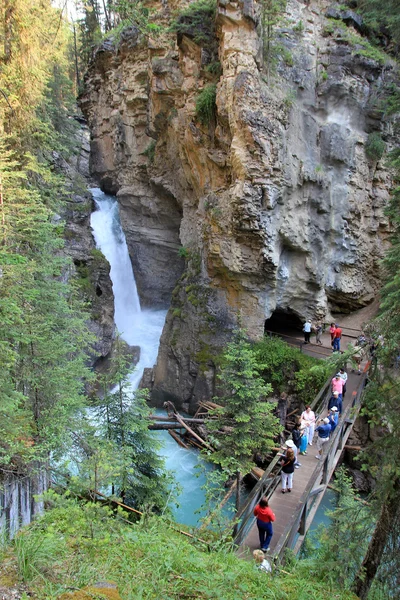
<box><xmin>87</xmin><ymin>341</ymin><xmax>174</xmax><ymax>511</ymax></box>
<box><xmin>260</xmin><ymin>0</ymin><xmax>286</xmax><ymax>81</ymax></box>
<box><xmin>206</xmin><ymin>328</ymin><xmax>281</xmax><ymax>510</ymax></box>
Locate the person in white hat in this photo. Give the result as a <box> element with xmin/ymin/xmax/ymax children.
<box><xmin>328</xmin><ymin>406</ymin><xmax>339</xmax><ymax>434</ymax></box>
<box><xmin>283</xmin><ymin>438</ymin><xmax>301</xmax><ymax>468</ymax></box>
<box><xmin>315</xmin><ymin>417</ymin><xmax>331</xmax><ymax>459</ymax></box>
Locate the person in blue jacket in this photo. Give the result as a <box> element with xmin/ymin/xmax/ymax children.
<box><xmin>315</xmin><ymin>417</ymin><xmax>331</xmax><ymax>459</ymax></box>
<box><xmin>327</xmin><ymin>406</ymin><xmax>339</xmax><ymax>434</ymax></box>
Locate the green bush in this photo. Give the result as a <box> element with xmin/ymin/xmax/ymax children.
<box><xmin>253</xmin><ymin>336</ymin><xmax>331</xmax><ymax>402</ymax></box>
<box><xmin>195</xmin><ymin>83</ymin><xmax>217</xmax><ymax>126</ymax></box>
<box><xmin>169</xmin><ymin>0</ymin><xmax>217</xmax><ymax>46</ymax></box>
<box><xmin>142</xmin><ymin>139</ymin><xmax>156</xmax><ymax>163</ymax></box>
<box><xmin>365</xmin><ymin>132</ymin><xmax>385</xmax><ymax>161</ymax></box>
<box><xmin>6</xmin><ymin>494</ymin><xmax>358</xmax><ymax>599</ymax></box>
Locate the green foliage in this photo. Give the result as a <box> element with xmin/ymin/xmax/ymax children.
<box><xmin>195</xmin><ymin>84</ymin><xmax>217</xmax><ymax>126</ymax></box>
<box><xmin>253</xmin><ymin>337</ymin><xmax>331</xmax><ymax>403</ymax></box>
<box><xmin>304</xmin><ymin>468</ymin><xmax>370</xmax><ymax>590</ymax></box>
<box><xmin>142</xmin><ymin>140</ymin><xmax>156</xmax><ymax>164</ymax></box>
<box><xmin>365</xmin><ymin>132</ymin><xmax>385</xmax><ymax>161</ymax></box>
<box><xmin>169</xmin><ymin>0</ymin><xmax>217</xmax><ymax>46</ymax></box>
<box><xmin>357</xmin><ymin>0</ymin><xmax>400</xmax><ymax>56</ymax></box>
<box><xmin>205</xmin><ymin>60</ymin><xmax>222</xmax><ymax>76</ymax></box>
<box><xmin>178</xmin><ymin>245</ymin><xmax>190</xmax><ymax>259</ymax></box>
<box><xmin>71</xmin><ymin>339</ymin><xmax>175</xmax><ymax>512</ymax></box>
<box><xmin>261</xmin><ymin>0</ymin><xmax>287</xmax><ymax>78</ymax></box>
<box><xmin>6</xmin><ymin>493</ymin><xmax>358</xmax><ymax>599</ymax></box>
<box><xmin>206</xmin><ymin>329</ymin><xmax>280</xmax><ymax>477</ymax></box>
<box><xmin>293</xmin><ymin>20</ymin><xmax>304</xmax><ymax>34</ymax></box>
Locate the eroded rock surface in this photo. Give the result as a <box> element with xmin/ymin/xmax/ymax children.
<box><xmin>80</xmin><ymin>0</ymin><xmax>397</xmax><ymax>409</ymax></box>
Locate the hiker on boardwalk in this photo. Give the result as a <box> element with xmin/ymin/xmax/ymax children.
<box><xmin>299</xmin><ymin>421</ymin><xmax>308</xmax><ymax>455</ymax></box>
<box><xmin>280</xmin><ymin>448</ymin><xmax>296</xmax><ymax>493</ymax></box>
<box><xmin>352</xmin><ymin>345</ymin><xmax>364</xmax><ymax>374</ymax></box>
<box><xmin>327</xmin><ymin>406</ymin><xmax>339</xmax><ymax>434</ymax></box>
<box><xmin>315</xmin><ymin>417</ymin><xmax>331</xmax><ymax>459</ymax></box>
<box><xmin>253</xmin><ymin>497</ymin><xmax>275</xmax><ymax>552</ymax></box>
<box><xmin>253</xmin><ymin>549</ymin><xmax>272</xmax><ymax>572</ymax></box>
<box><xmin>331</xmin><ymin>373</ymin><xmax>344</xmax><ymax>401</ymax></box>
<box><xmin>301</xmin><ymin>405</ymin><xmax>316</xmax><ymax>446</ymax></box>
<box><xmin>290</xmin><ymin>426</ymin><xmax>302</xmax><ymax>468</ymax></box>
<box><xmin>303</xmin><ymin>320</ymin><xmax>312</xmax><ymax>344</ymax></box>
<box><xmin>328</xmin><ymin>390</ymin><xmax>342</xmax><ymax>416</ymax></box>
<box><xmin>339</xmin><ymin>367</ymin><xmax>348</xmax><ymax>397</ymax></box>
<box><xmin>315</xmin><ymin>322</ymin><xmax>323</xmax><ymax>345</ymax></box>
<box><xmin>329</xmin><ymin>323</ymin><xmax>336</xmax><ymax>348</ymax></box>
<box><xmin>333</xmin><ymin>324</ymin><xmax>342</xmax><ymax>352</ymax></box>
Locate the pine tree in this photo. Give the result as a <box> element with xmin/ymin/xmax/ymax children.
<box><xmin>206</xmin><ymin>328</ymin><xmax>281</xmax><ymax>510</ymax></box>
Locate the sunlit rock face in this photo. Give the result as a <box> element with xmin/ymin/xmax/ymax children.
<box><xmin>80</xmin><ymin>0</ymin><xmax>397</xmax><ymax>409</ymax></box>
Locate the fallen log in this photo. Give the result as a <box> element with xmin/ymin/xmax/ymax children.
<box><xmin>174</xmin><ymin>413</ymin><xmax>213</xmax><ymax>451</ymax></box>
<box><xmin>149</xmin><ymin>415</ymin><xmax>206</xmax><ymax>424</ymax></box>
<box><xmin>344</xmin><ymin>445</ymin><xmax>362</xmax><ymax>451</ymax></box>
<box><xmin>149</xmin><ymin>423</ymin><xmax>186</xmax><ymax>430</ymax></box>
<box><xmin>168</xmin><ymin>429</ymin><xmax>189</xmax><ymax>448</ymax></box>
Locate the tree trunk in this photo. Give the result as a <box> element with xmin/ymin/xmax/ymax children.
<box><xmin>353</xmin><ymin>478</ymin><xmax>400</xmax><ymax>599</ymax></box>
<box><xmin>235</xmin><ymin>471</ymin><xmax>241</xmax><ymax>513</ymax></box>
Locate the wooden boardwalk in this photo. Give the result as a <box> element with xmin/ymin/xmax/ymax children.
<box><xmin>238</xmin><ymin>369</ymin><xmax>364</xmax><ymax>559</ymax></box>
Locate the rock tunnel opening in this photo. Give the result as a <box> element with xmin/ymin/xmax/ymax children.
<box><xmin>264</xmin><ymin>309</ymin><xmax>303</xmax><ymax>337</ymax></box>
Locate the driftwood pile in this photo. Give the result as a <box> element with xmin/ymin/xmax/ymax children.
<box><xmin>148</xmin><ymin>400</ymin><xmax>220</xmax><ymax>450</ymax></box>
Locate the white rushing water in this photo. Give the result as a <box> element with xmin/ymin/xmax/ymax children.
<box><xmin>90</xmin><ymin>188</ymin><xmax>167</xmax><ymax>388</ymax></box>
<box><xmin>90</xmin><ymin>188</ymin><xmax>218</xmax><ymax>525</ymax></box>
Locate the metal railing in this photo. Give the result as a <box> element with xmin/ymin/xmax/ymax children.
<box><xmin>272</xmin><ymin>371</ymin><xmax>368</xmax><ymax>562</ymax></box>
<box><xmin>233</xmin><ymin>367</ymin><xmax>337</xmax><ymax>547</ymax></box>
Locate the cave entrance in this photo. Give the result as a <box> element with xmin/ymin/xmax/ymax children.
<box><xmin>264</xmin><ymin>309</ymin><xmax>303</xmax><ymax>337</ymax></box>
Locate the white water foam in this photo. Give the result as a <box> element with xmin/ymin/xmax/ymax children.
<box><xmin>90</xmin><ymin>188</ymin><xmax>167</xmax><ymax>387</ymax></box>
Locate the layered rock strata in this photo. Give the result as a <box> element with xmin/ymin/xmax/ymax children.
<box><xmin>80</xmin><ymin>0</ymin><xmax>397</xmax><ymax>409</ymax></box>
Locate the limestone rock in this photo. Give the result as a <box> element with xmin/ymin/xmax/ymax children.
<box><xmin>80</xmin><ymin>0</ymin><xmax>397</xmax><ymax>409</ymax></box>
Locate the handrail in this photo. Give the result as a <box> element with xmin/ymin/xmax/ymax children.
<box><xmin>233</xmin><ymin>453</ymin><xmax>282</xmax><ymax>547</ymax></box>
<box><xmin>272</xmin><ymin>371</ymin><xmax>367</xmax><ymax>562</ymax></box>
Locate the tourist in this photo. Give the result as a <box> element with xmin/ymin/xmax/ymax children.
<box><xmin>339</xmin><ymin>367</ymin><xmax>348</xmax><ymax>397</ymax></box>
<box><xmin>331</xmin><ymin>373</ymin><xmax>344</xmax><ymax>401</ymax></box>
<box><xmin>328</xmin><ymin>390</ymin><xmax>342</xmax><ymax>416</ymax></box>
<box><xmin>303</xmin><ymin>320</ymin><xmax>312</xmax><ymax>344</ymax></box>
<box><xmin>352</xmin><ymin>345</ymin><xmax>364</xmax><ymax>374</ymax></box>
<box><xmin>253</xmin><ymin>497</ymin><xmax>276</xmax><ymax>552</ymax></box>
<box><xmin>315</xmin><ymin>322</ymin><xmax>323</xmax><ymax>345</ymax></box>
<box><xmin>280</xmin><ymin>448</ymin><xmax>296</xmax><ymax>493</ymax></box>
<box><xmin>329</xmin><ymin>323</ymin><xmax>336</xmax><ymax>348</ymax></box>
<box><xmin>327</xmin><ymin>406</ymin><xmax>339</xmax><ymax>434</ymax></box>
<box><xmin>301</xmin><ymin>405</ymin><xmax>316</xmax><ymax>446</ymax></box>
<box><xmin>291</xmin><ymin>425</ymin><xmax>302</xmax><ymax>468</ymax></box>
<box><xmin>284</xmin><ymin>438</ymin><xmax>301</xmax><ymax>467</ymax></box>
<box><xmin>299</xmin><ymin>421</ymin><xmax>308</xmax><ymax>455</ymax></box>
<box><xmin>333</xmin><ymin>324</ymin><xmax>342</xmax><ymax>352</ymax></box>
<box><xmin>253</xmin><ymin>549</ymin><xmax>272</xmax><ymax>572</ymax></box>
<box><xmin>315</xmin><ymin>417</ymin><xmax>331</xmax><ymax>459</ymax></box>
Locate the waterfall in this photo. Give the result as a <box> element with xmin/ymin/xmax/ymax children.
<box><xmin>90</xmin><ymin>188</ymin><xmax>167</xmax><ymax>388</ymax></box>
<box><xmin>89</xmin><ymin>188</ymin><xmax>231</xmax><ymax>526</ymax></box>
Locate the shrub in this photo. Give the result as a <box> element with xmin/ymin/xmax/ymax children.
<box><xmin>142</xmin><ymin>140</ymin><xmax>156</xmax><ymax>163</ymax></box>
<box><xmin>169</xmin><ymin>0</ymin><xmax>217</xmax><ymax>46</ymax></box>
<box><xmin>365</xmin><ymin>132</ymin><xmax>385</xmax><ymax>161</ymax></box>
<box><xmin>195</xmin><ymin>84</ymin><xmax>217</xmax><ymax>126</ymax></box>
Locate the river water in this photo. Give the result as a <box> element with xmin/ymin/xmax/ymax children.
<box><xmin>90</xmin><ymin>188</ymin><xmax>215</xmax><ymax>525</ymax></box>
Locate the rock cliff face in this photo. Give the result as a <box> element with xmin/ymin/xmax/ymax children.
<box><xmin>59</xmin><ymin>125</ymin><xmax>115</xmax><ymax>362</ymax></box>
<box><xmin>80</xmin><ymin>0</ymin><xmax>397</xmax><ymax>411</ymax></box>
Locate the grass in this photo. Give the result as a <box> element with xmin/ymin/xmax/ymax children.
<box><xmin>196</xmin><ymin>84</ymin><xmax>217</xmax><ymax>126</ymax></box>
<box><xmin>7</xmin><ymin>494</ymin><xmax>359</xmax><ymax>599</ymax></box>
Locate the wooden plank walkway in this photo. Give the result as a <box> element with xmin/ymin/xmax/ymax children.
<box><xmin>238</xmin><ymin>369</ymin><xmax>363</xmax><ymax>558</ymax></box>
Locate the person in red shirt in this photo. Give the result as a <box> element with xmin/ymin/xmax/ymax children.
<box><xmin>329</xmin><ymin>323</ymin><xmax>336</xmax><ymax>348</ymax></box>
<box><xmin>333</xmin><ymin>324</ymin><xmax>342</xmax><ymax>352</ymax></box>
<box><xmin>253</xmin><ymin>496</ymin><xmax>276</xmax><ymax>552</ymax></box>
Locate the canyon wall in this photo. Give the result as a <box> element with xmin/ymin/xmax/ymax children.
<box><xmin>80</xmin><ymin>0</ymin><xmax>397</xmax><ymax>411</ymax></box>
